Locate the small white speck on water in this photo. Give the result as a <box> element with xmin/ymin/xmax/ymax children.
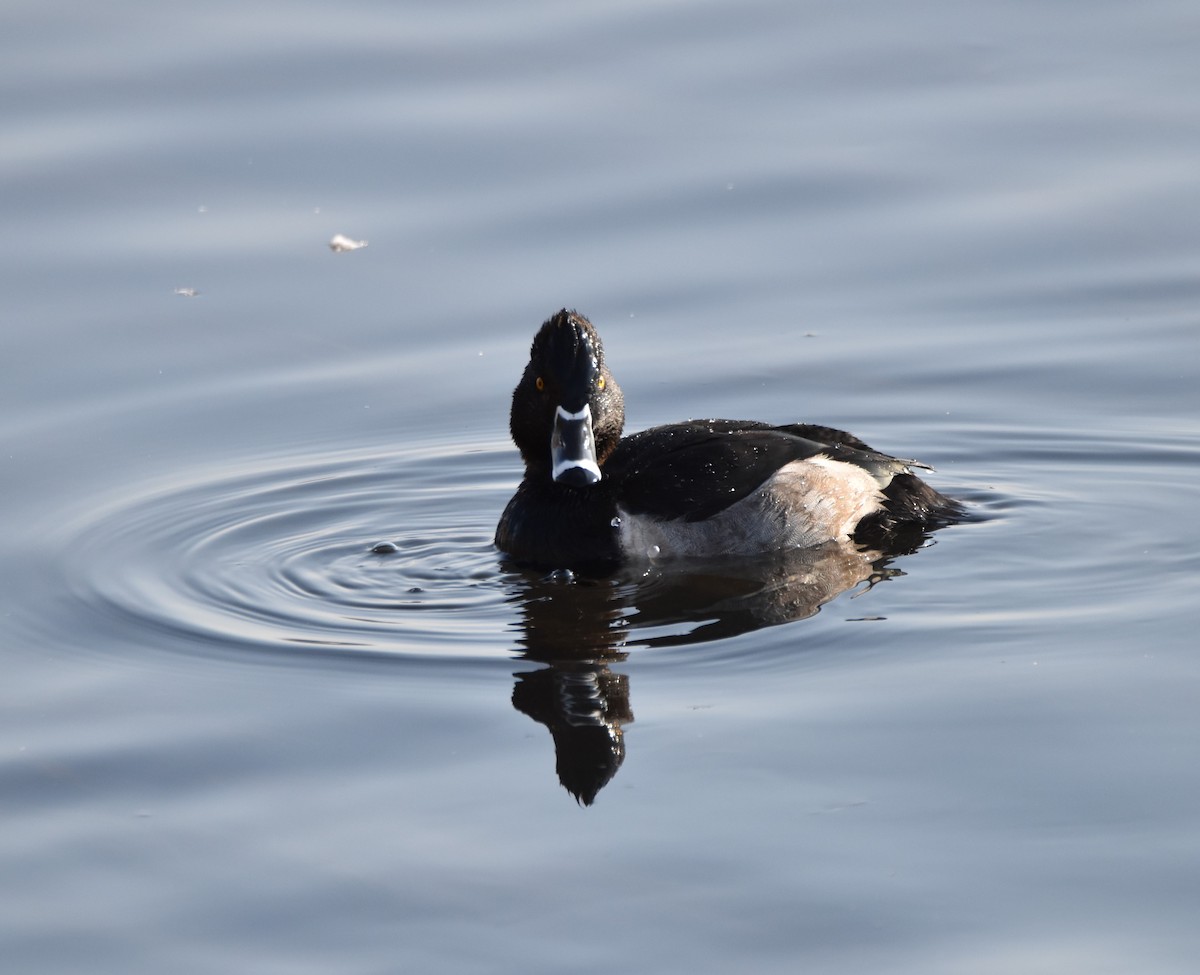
<box><xmin>329</xmin><ymin>233</ymin><xmax>368</xmax><ymax>252</ymax></box>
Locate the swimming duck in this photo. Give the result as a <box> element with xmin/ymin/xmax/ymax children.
<box><xmin>496</xmin><ymin>309</ymin><xmax>961</xmax><ymax>569</ymax></box>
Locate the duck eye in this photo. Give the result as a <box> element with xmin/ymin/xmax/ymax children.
<box><xmin>535</xmin><ymin>376</ymin><xmax>545</xmax><ymax>391</ymax></box>
<box><xmin>597</xmin><ymin>376</ymin><xmax>605</xmax><ymax>391</ymax></box>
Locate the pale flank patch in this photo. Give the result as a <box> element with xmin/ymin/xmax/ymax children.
<box><xmin>616</xmin><ymin>457</ymin><xmax>887</xmax><ymax>559</ymax></box>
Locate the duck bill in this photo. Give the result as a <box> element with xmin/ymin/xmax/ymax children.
<box><xmin>551</xmin><ymin>404</ymin><xmax>602</xmax><ymax>486</ymax></box>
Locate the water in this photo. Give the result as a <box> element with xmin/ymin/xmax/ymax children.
<box><xmin>3</xmin><ymin>1</ymin><xmax>1199</xmax><ymax>972</ymax></box>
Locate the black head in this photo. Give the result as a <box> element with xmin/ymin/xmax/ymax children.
<box><xmin>509</xmin><ymin>309</ymin><xmax>625</xmax><ymax>486</ymax></box>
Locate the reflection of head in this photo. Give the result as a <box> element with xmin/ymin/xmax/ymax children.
<box><xmin>512</xmin><ymin>666</ymin><xmax>632</xmax><ymax>806</ymax></box>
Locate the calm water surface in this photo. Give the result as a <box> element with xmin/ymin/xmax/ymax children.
<box><xmin>3</xmin><ymin>1</ymin><xmax>1199</xmax><ymax>972</ymax></box>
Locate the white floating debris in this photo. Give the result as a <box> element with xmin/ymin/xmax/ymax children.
<box><xmin>329</xmin><ymin>233</ymin><xmax>368</xmax><ymax>253</ymax></box>
<box><xmin>173</xmin><ymin>287</ymin><xmax>200</xmax><ymax>297</ymax></box>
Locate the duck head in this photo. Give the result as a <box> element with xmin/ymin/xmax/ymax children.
<box><xmin>509</xmin><ymin>310</ymin><xmax>625</xmax><ymax>487</ymax></box>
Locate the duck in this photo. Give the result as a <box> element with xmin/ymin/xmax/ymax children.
<box><xmin>496</xmin><ymin>309</ymin><xmax>962</xmax><ymax>569</ymax></box>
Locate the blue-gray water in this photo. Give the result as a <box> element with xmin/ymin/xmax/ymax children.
<box><xmin>3</xmin><ymin>2</ymin><xmax>1199</xmax><ymax>972</ymax></box>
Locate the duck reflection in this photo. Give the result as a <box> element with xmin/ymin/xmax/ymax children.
<box><xmin>504</xmin><ymin>537</ymin><xmax>909</xmax><ymax>805</ymax></box>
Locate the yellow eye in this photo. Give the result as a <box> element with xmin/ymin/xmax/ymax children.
<box><xmin>535</xmin><ymin>376</ymin><xmax>544</xmax><ymax>391</ymax></box>
<box><xmin>597</xmin><ymin>376</ymin><xmax>605</xmax><ymax>390</ymax></box>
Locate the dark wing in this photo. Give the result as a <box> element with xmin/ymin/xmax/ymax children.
<box><xmin>772</xmin><ymin>422</ymin><xmax>874</xmax><ymax>452</ymax></box>
<box><xmin>605</xmin><ymin>421</ymin><xmax>831</xmax><ymax>522</ymax></box>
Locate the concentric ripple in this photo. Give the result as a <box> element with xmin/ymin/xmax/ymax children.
<box><xmin>54</xmin><ymin>433</ymin><xmax>992</xmax><ymax>669</ymax></box>
<box><xmin>64</xmin><ymin>441</ymin><xmax>519</xmax><ymax>662</ymax></box>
